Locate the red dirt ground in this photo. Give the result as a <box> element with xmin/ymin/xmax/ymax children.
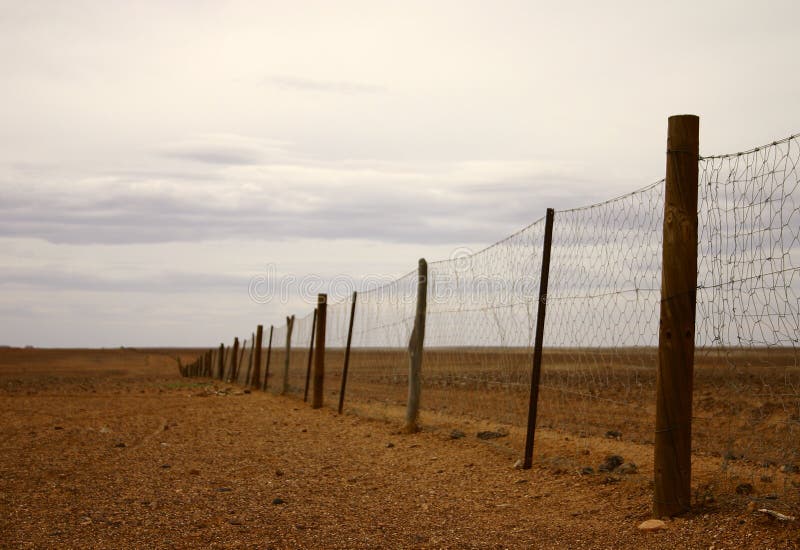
<box><xmin>1</xmin><ymin>348</ymin><xmax>798</xmax><ymax>548</ymax></box>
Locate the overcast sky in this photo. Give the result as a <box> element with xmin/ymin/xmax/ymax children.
<box><xmin>1</xmin><ymin>1</ymin><xmax>798</xmax><ymax>347</ymax></box>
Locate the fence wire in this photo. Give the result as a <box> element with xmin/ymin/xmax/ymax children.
<box><xmin>192</xmin><ymin>130</ymin><xmax>800</xmax><ymax>506</ymax></box>
<box><xmin>696</xmin><ymin>134</ymin><xmax>800</xmax><ymax>499</ymax></box>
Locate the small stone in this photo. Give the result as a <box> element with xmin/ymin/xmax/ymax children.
<box><xmin>54</xmin><ymin>426</ymin><xmax>63</xmax><ymax>430</ymax></box>
<box><xmin>114</xmin><ymin>442</ymin><xmax>126</xmax><ymax>448</ymax></box>
<box><xmin>301</xmin><ymin>428</ymin><xmax>307</xmax><ymax>433</ymax></box>
<box><xmin>216</xmin><ymin>487</ymin><xmax>233</xmax><ymax>492</ymax></box>
<box><xmin>161</xmin><ymin>464</ymin><xmax>171</xmax><ymax>469</ymax></box>
<box><xmin>228</xmin><ymin>518</ymin><xmax>243</xmax><ymax>525</ymax></box>
<box><xmin>514</xmin><ymin>479</ymin><xmax>528</xmax><ymax>484</ymax></box>
<box><xmin>450</xmin><ymin>430</ymin><xmax>466</xmax><ymax>440</ymax></box>
<box><xmin>598</xmin><ymin>455</ymin><xmax>624</xmax><ymax>472</ymax></box>
<box><xmin>736</xmin><ymin>483</ymin><xmax>754</xmax><ymax>495</ymax></box>
<box><xmin>275</xmin><ymin>470</ymin><xmax>284</xmax><ymax>477</ymax></box>
<box><xmin>602</xmin><ymin>475</ymin><xmax>621</xmax><ymax>484</ymax></box>
<box><xmin>637</xmin><ymin>519</ymin><xmax>667</xmax><ymax>532</ymax></box>
<box><xmin>477</xmin><ymin>430</ymin><xmax>508</xmax><ymax>440</ymax></box>
<box><xmin>618</xmin><ymin>462</ymin><xmax>638</xmax><ymax>475</ymax></box>
<box><xmin>604</xmin><ymin>430</ymin><xmax>622</xmax><ymax>439</ymax></box>
<box><xmin>386</xmin><ymin>442</ymin><xmax>395</xmax><ymax>448</ymax></box>
<box><xmin>513</xmin><ymin>459</ymin><xmax>524</xmax><ymax>469</ymax></box>
<box><xmin>580</xmin><ymin>467</ymin><xmax>595</xmax><ymax>475</ymax></box>
<box><xmin>272</xmin><ymin>498</ymin><xmax>285</xmax><ymax>505</ymax></box>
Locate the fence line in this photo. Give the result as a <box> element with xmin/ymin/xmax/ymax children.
<box><xmin>183</xmin><ymin>117</ymin><xmax>800</xmax><ymax>515</ymax></box>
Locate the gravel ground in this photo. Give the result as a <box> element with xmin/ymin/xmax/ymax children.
<box><xmin>1</xmin><ymin>349</ymin><xmax>798</xmax><ymax>549</ymax></box>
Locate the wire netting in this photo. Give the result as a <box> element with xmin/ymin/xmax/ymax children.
<box><xmin>696</xmin><ymin>134</ymin><xmax>800</xmax><ymax>498</ymax></box>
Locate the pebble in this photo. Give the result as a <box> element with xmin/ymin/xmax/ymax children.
<box><xmin>450</xmin><ymin>430</ymin><xmax>466</xmax><ymax>440</ymax></box>
<box><xmin>272</xmin><ymin>498</ymin><xmax>285</xmax><ymax>505</ymax></box>
<box><xmin>604</xmin><ymin>430</ymin><xmax>621</xmax><ymax>439</ymax></box>
<box><xmin>598</xmin><ymin>455</ymin><xmax>624</xmax><ymax>472</ymax></box>
<box><xmin>637</xmin><ymin>519</ymin><xmax>667</xmax><ymax>532</ymax></box>
<box><xmin>386</xmin><ymin>442</ymin><xmax>395</xmax><ymax>448</ymax></box>
<box><xmin>618</xmin><ymin>462</ymin><xmax>638</xmax><ymax>475</ymax></box>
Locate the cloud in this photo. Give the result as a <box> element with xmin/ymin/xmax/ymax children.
<box><xmin>0</xmin><ymin>146</ymin><xmax>620</xmax><ymax>247</ymax></box>
<box><xmin>157</xmin><ymin>134</ymin><xmax>292</xmax><ymax>166</ymax></box>
<box><xmin>264</xmin><ymin>75</ymin><xmax>387</xmax><ymax>95</ymax></box>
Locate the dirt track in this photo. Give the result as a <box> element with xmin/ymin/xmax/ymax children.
<box><xmin>1</xmin><ymin>349</ymin><xmax>798</xmax><ymax>549</ymax></box>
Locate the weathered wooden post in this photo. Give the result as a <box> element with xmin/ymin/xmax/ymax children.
<box><xmin>523</xmin><ymin>208</ymin><xmax>555</xmax><ymax>469</ymax></box>
<box><xmin>405</xmin><ymin>259</ymin><xmax>427</xmax><ymax>433</ymax></box>
<box><xmin>262</xmin><ymin>325</ymin><xmax>274</xmax><ymax>391</ymax></box>
<box><xmin>303</xmin><ymin>309</ymin><xmax>318</xmax><ymax>402</ymax></box>
<box><xmin>244</xmin><ymin>333</ymin><xmax>254</xmax><ymax>387</ymax></box>
<box><xmin>217</xmin><ymin>343</ymin><xmax>225</xmax><ymax>380</ymax></box>
<box><xmin>338</xmin><ymin>291</ymin><xmax>358</xmax><ymax>414</ymax></box>
<box><xmin>312</xmin><ymin>294</ymin><xmax>327</xmax><ymax>409</ymax></box>
<box><xmin>230</xmin><ymin>337</ymin><xmax>239</xmax><ymax>383</ymax></box>
<box><xmin>653</xmin><ymin>115</ymin><xmax>699</xmax><ymax>517</ymax></box>
<box><xmin>237</xmin><ymin>339</ymin><xmax>247</xmax><ymax>384</ymax></box>
<box><xmin>281</xmin><ymin>315</ymin><xmax>295</xmax><ymax>395</ymax></box>
<box><xmin>252</xmin><ymin>325</ymin><xmax>263</xmax><ymax>389</ymax></box>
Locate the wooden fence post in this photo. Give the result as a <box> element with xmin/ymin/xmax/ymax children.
<box><xmin>312</xmin><ymin>294</ymin><xmax>327</xmax><ymax>409</ymax></box>
<box><xmin>263</xmin><ymin>325</ymin><xmax>273</xmax><ymax>391</ymax></box>
<box><xmin>244</xmin><ymin>333</ymin><xmax>254</xmax><ymax>387</ymax></box>
<box><xmin>252</xmin><ymin>325</ymin><xmax>263</xmax><ymax>389</ymax></box>
<box><xmin>230</xmin><ymin>337</ymin><xmax>239</xmax><ymax>383</ymax></box>
<box><xmin>338</xmin><ymin>291</ymin><xmax>358</xmax><ymax>414</ymax></box>
<box><xmin>523</xmin><ymin>208</ymin><xmax>555</xmax><ymax>469</ymax></box>
<box><xmin>654</xmin><ymin>114</ymin><xmax>699</xmax><ymax>517</ymax></box>
<box><xmin>217</xmin><ymin>343</ymin><xmax>225</xmax><ymax>380</ymax></box>
<box><xmin>405</xmin><ymin>259</ymin><xmax>427</xmax><ymax>433</ymax></box>
<box><xmin>237</xmin><ymin>339</ymin><xmax>247</xmax><ymax>384</ymax></box>
<box><xmin>303</xmin><ymin>309</ymin><xmax>318</xmax><ymax>402</ymax></box>
<box><xmin>282</xmin><ymin>315</ymin><xmax>295</xmax><ymax>395</ymax></box>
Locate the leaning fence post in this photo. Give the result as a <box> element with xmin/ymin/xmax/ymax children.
<box><xmin>523</xmin><ymin>208</ymin><xmax>555</xmax><ymax>469</ymax></box>
<box><xmin>252</xmin><ymin>325</ymin><xmax>263</xmax><ymax>389</ymax></box>
<box><xmin>282</xmin><ymin>315</ymin><xmax>295</xmax><ymax>395</ymax></box>
<box><xmin>303</xmin><ymin>309</ymin><xmax>318</xmax><ymax>402</ymax></box>
<box><xmin>237</xmin><ymin>339</ymin><xmax>247</xmax><ymax>384</ymax></box>
<box><xmin>244</xmin><ymin>333</ymin><xmax>254</xmax><ymax>387</ymax></box>
<box><xmin>654</xmin><ymin>114</ymin><xmax>699</xmax><ymax>517</ymax></box>
<box><xmin>217</xmin><ymin>343</ymin><xmax>225</xmax><ymax>380</ymax></box>
<box><xmin>263</xmin><ymin>325</ymin><xmax>273</xmax><ymax>391</ymax></box>
<box><xmin>338</xmin><ymin>291</ymin><xmax>358</xmax><ymax>414</ymax></box>
<box><xmin>312</xmin><ymin>294</ymin><xmax>327</xmax><ymax>409</ymax></box>
<box><xmin>405</xmin><ymin>259</ymin><xmax>427</xmax><ymax>433</ymax></box>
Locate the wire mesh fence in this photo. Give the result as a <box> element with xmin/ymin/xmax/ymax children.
<box><xmin>183</xmin><ymin>127</ymin><xmax>800</xmax><ymax>509</ymax></box>
<box><xmin>695</xmin><ymin>134</ymin><xmax>800</xmax><ymax>499</ymax></box>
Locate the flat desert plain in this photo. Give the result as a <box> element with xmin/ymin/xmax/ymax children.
<box><xmin>1</xmin><ymin>348</ymin><xmax>798</xmax><ymax>548</ymax></box>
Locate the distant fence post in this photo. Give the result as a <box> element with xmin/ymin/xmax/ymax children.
<box><xmin>338</xmin><ymin>291</ymin><xmax>358</xmax><ymax>414</ymax></box>
<box><xmin>230</xmin><ymin>337</ymin><xmax>239</xmax><ymax>383</ymax></box>
<box><xmin>244</xmin><ymin>333</ymin><xmax>254</xmax><ymax>387</ymax></box>
<box><xmin>654</xmin><ymin>114</ymin><xmax>699</xmax><ymax>517</ymax></box>
<box><xmin>237</xmin><ymin>339</ymin><xmax>247</xmax><ymax>384</ymax></box>
<box><xmin>263</xmin><ymin>325</ymin><xmax>273</xmax><ymax>391</ymax></box>
<box><xmin>523</xmin><ymin>208</ymin><xmax>555</xmax><ymax>469</ymax></box>
<box><xmin>282</xmin><ymin>315</ymin><xmax>295</xmax><ymax>395</ymax></box>
<box><xmin>217</xmin><ymin>343</ymin><xmax>225</xmax><ymax>380</ymax></box>
<box><xmin>252</xmin><ymin>325</ymin><xmax>263</xmax><ymax>389</ymax></box>
<box><xmin>304</xmin><ymin>308</ymin><xmax>318</xmax><ymax>402</ymax></box>
<box><xmin>405</xmin><ymin>258</ymin><xmax>427</xmax><ymax>433</ymax></box>
<box><xmin>312</xmin><ymin>294</ymin><xmax>327</xmax><ymax>409</ymax></box>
